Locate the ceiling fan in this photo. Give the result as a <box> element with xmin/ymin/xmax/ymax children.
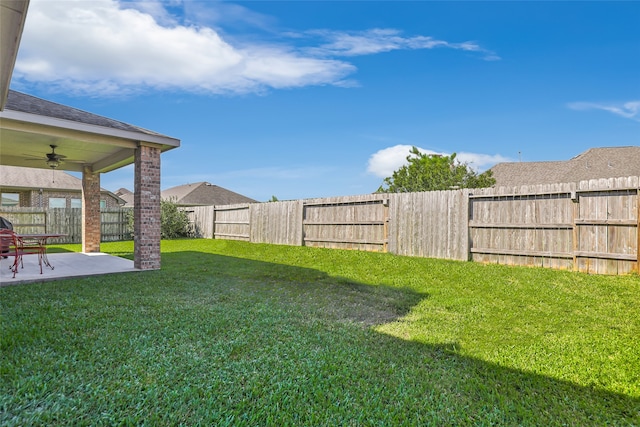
<box><xmin>24</xmin><ymin>145</ymin><xmax>84</xmax><ymax>169</ymax></box>
<box><xmin>43</xmin><ymin>145</ymin><xmax>66</xmax><ymax>169</ymax></box>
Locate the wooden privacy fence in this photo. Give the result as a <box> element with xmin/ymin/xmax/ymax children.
<box><xmin>469</xmin><ymin>177</ymin><xmax>639</xmax><ymax>275</ymax></box>
<box><xmin>188</xmin><ymin>191</ymin><xmax>472</xmax><ymax>261</ymax></box>
<box><xmin>0</xmin><ymin>207</ymin><xmax>132</xmax><ymax>243</ymax></box>
<box><xmin>188</xmin><ymin>176</ymin><xmax>639</xmax><ymax>275</ymax></box>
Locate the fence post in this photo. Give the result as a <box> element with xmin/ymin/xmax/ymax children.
<box><xmin>211</xmin><ymin>205</ymin><xmax>216</xmax><ymax>239</ymax></box>
<box><xmin>382</xmin><ymin>198</ymin><xmax>389</xmax><ymax>253</ymax></box>
<box><xmin>466</xmin><ymin>191</ymin><xmax>473</xmax><ymax>262</ymax></box>
<box><xmin>637</xmin><ymin>187</ymin><xmax>640</xmax><ymax>274</ymax></box>
<box><xmin>299</xmin><ymin>200</ymin><xmax>305</xmax><ymax>247</ymax></box>
<box><xmin>572</xmin><ymin>190</ymin><xmax>579</xmax><ymax>272</ymax></box>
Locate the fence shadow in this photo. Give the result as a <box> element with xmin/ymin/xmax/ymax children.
<box><xmin>153</xmin><ymin>250</ymin><xmax>638</xmax><ymax>424</ymax></box>
<box><xmin>160</xmin><ymin>250</ymin><xmax>424</xmax><ymax>328</ymax></box>
<box><xmin>5</xmin><ymin>249</ymin><xmax>635</xmax><ymax>424</ymax></box>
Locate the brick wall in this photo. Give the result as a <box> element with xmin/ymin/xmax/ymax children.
<box><xmin>134</xmin><ymin>144</ymin><xmax>161</xmax><ymax>270</ymax></box>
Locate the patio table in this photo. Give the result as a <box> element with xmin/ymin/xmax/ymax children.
<box><xmin>16</xmin><ymin>233</ymin><xmax>66</xmax><ymax>271</ymax></box>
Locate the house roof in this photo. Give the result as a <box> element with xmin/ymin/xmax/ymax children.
<box><xmin>0</xmin><ymin>165</ymin><xmax>124</xmax><ymax>202</ymax></box>
<box><xmin>491</xmin><ymin>146</ymin><xmax>640</xmax><ymax>188</ymax></box>
<box><xmin>0</xmin><ymin>90</ymin><xmax>180</xmax><ymax>173</ymax></box>
<box><xmin>114</xmin><ymin>188</ymin><xmax>134</xmax><ymax>207</ymax></box>
<box><xmin>5</xmin><ymin>90</ymin><xmax>166</xmax><ymax>136</ymax></box>
<box><xmin>161</xmin><ymin>182</ymin><xmax>257</xmax><ymax>206</ymax></box>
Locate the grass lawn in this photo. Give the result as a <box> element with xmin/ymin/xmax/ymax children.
<box><xmin>1</xmin><ymin>239</ymin><xmax>639</xmax><ymax>426</ymax></box>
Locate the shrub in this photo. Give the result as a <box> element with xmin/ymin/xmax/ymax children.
<box><xmin>124</xmin><ymin>199</ymin><xmax>192</xmax><ymax>239</ymax></box>
<box><xmin>161</xmin><ymin>199</ymin><xmax>191</xmax><ymax>239</ymax></box>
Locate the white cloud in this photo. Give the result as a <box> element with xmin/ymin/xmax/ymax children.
<box><xmin>15</xmin><ymin>0</ymin><xmax>354</xmax><ymax>95</ymax></box>
<box><xmin>367</xmin><ymin>145</ymin><xmax>510</xmax><ymax>178</ymax></box>
<box><xmin>568</xmin><ymin>101</ymin><xmax>640</xmax><ymax>122</ymax></box>
<box><xmin>14</xmin><ymin>0</ymin><xmax>498</xmax><ymax>96</ymax></box>
<box><xmin>455</xmin><ymin>152</ymin><xmax>511</xmax><ymax>169</ymax></box>
<box><xmin>367</xmin><ymin>145</ymin><xmax>443</xmax><ymax>178</ymax></box>
<box><xmin>308</xmin><ymin>29</ymin><xmax>500</xmax><ymax>60</ymax></box>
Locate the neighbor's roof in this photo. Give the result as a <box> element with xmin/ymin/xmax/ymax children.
<box><xmin>114</xmin><ymin>188</ymin><xmax>134</xmax><ymax>207</ymax></box>
<box><xmin>491</xmin><ymin>146</ymin><xmax>640</xmax><ymax>187</ymax></box>
<box><xmin>161</xmin><ymin>182</ymin><xmax>257</xmax><ymax>206</ymax></box>
<box><xmin>1</xmin><ymin>165</ymin><xmax>83</xmax><ymax>190</ymax></box>
<box><xmin>0</xmin><ymin>165</ymin><xmax>121</xmax><ymax>199</ymax></box>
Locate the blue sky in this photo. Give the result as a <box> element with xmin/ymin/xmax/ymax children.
<box><xmin>10</xmin><ymin>0</ymin><xmax>640</xmax><ymax>201</ymax></box>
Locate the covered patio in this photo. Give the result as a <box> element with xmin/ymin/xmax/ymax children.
<box><xmin>0</xmin><ymin>0</ymin><xmax>180</xmax><ymax>284</ymax></box>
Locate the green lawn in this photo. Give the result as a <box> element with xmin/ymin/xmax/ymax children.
<box><xmin>2</xmin><ymin>239</ymin><xmax>639</xmax><ymax>426</ymax></box>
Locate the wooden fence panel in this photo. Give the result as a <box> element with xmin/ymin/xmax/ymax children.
<box><xmin>251</xmin><ymin>200</ymin><xmax>303</xmax><ymax>246</ymax></box>
<box><xmin>0</xmin><ymin>208</ymin><xmax>47</xmax><ymax>236</ymax></box>
<box><xmin>388</xmin><ymin>190</ymin><xmax>469</xmax><ymax>261</ymax></box>
<box><xmin>469</xmin><ymin>178</ymin><xmax>638</xmax><ymax>274</ymax></box>
<box><xmin>302</xmin><ymin>195</ymin><xmax>388</xmax><ymax>251</ymax></box>
<box><xmin>470</xmin><ymin>183</ymin><xmax>576</xmax><ymax>270</ymax></box>
<box><xmin>186</xmin><ymin>206</ymin><xmax>215</xmax><ymax>238</ymax></box>
<box><xmin>101</xmin><ymin>208</ymin><xmax>132</xmax><ymax>241</ymax></box>
<box><xmin>214</xmin><ymin>204</ymin><xmax>250</xmax><ymax>241</ymax></box>
<box><xmin>0</xmin><ymin>207</ymin><xmax>132</xmax><ymax>243</ymax></box>
<box><xmin>47</xmin><ymin>208</ymin><xmax>80</xmax><ymax>243</ymax></box>
<box><xmin>575</xmin><ymin>177</ymin><xmax>639</xmax><ymax>274</ymax></box>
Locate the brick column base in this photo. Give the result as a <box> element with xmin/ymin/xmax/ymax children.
<box><xmin>82</xmin><ymin>167</ymin><xmax>101</xmax><ymax>253</ymax></box>
<box><xmin>134</xmin><ymin>144</ymin><xmax>161</xmax><ymax>270</ymax></box>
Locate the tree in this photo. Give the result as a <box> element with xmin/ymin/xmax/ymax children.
<box><xmin>376</xmin><ymin>146</ymin><xmax>495</xmax><ymax>193</ymax></box>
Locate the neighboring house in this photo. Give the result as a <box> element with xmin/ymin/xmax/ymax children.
<box><xmin>114</xmin><ymin>188</ymin><xmax>134</xmax><ymax>207</ymax></box>
<box><xmin>161</xmin><ymin>182</ymin><xmax>257</xmax><ymax>206</ymax></box>
<box><xmin>491</xmin><ymin>146</ymin><xmax>640</xmax><ymax>188</ymax></box>
<box><xmin>0</xmin><ymin>165</ymin><xmax>124</xmax><ymax>208</ymax></box>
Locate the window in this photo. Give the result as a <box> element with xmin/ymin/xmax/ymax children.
<box><xmin>70</xmin><ymin>198</ymin><xmax>82</xmax><ymax>208</ymax></box>
<box><xmin>100</xmin><ymin>200</ymin><xmax>107</xmax><ymax>209</ymax></box>
<box><xmin>0</xmin><ymin>193</ymin><xmax>19</xmax><ymax>207</ymax></box>
<box><xmin>49</xmin><ymin>198</ymin><xmax>66</xmax><ymax>208</ymax></box>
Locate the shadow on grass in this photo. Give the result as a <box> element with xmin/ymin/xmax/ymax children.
<box><xmin>160</xmin><ymin>250</ymin><xmax>424</xmax><ymax>327</ymax></box>
<box><xmin>157</xmin><ymin>251</ymin><xmax>640</xmax><ymax>423</ymax></box>
<box><xmin>2</xmin><ymin>249</ymin><xmax>638</xmax><ymax>425</ymax></box>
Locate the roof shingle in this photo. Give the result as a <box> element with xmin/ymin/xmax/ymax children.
<box><xmin>161</xmin><ymin>182</ymin><xmax>257</xmax><ymax>206</ymax></box>
<box><xmin>491</xmin><ymin>146</ymin><xmax>640</xmax><ymax>187</ymax></box>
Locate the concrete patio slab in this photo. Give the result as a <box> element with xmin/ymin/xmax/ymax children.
<box><xmin>0</xmin><ymin>252</ymin><xmax>139</xmax><ymax>286</ymax></box>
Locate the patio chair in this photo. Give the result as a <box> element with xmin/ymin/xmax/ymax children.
<box><xmin>0</xmin><ymin>229</ymin><xmax>44</xmax><ymax>278</ymax></box>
